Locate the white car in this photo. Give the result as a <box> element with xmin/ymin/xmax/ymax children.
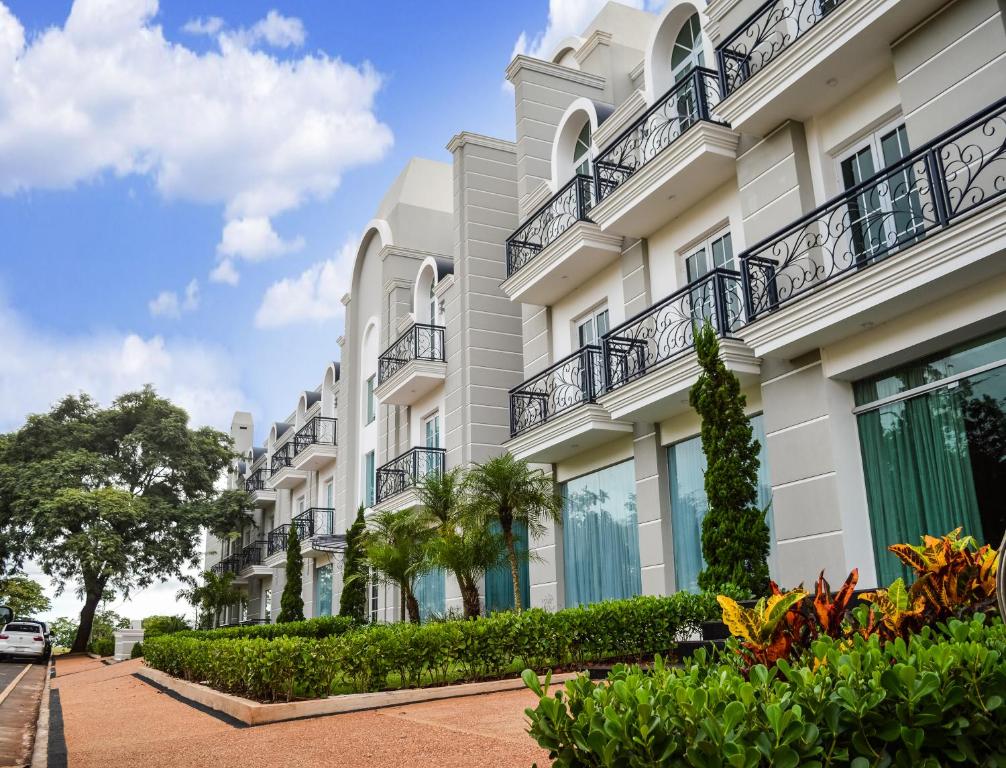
<box><xmin>0</xmin><ymin>621</ymin><xmax>48</xmax><ymax>662</ymax></box>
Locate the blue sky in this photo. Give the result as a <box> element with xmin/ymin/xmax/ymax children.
<box><xmin>0</xmin><ymin>0</ymin><xmax>659</xmax><ymax>623</ymax></box>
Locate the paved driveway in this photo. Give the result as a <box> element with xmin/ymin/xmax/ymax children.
<box><xmin>0</xmin><ymin>661</ymin><xmax>46</xmax><ymax>766</ymax></box>
<box><xmin>52</xmin><ymin>657</ymin><xmax>553</xmax><ymax>768</ymax></box>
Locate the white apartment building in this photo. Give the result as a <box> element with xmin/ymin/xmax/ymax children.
<box><xmin>205</xmin><ymin>0</ymin><xmax>1006</xmax><ymax>624</ymax></box>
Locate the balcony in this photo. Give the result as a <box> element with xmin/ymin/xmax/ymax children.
<box><xmin>244</xmin><ymin>466</ymin><xmax>276</xmax><ymax>506</ymax></box>
<box><xmin>375</xmin><ymin>447</ymin><xmax>445</xmax><ymax>508</ymax></box>
<box><xmin>238</xmin><ymin>540</ymin><xmax>272</xmax><ymax>578</ymax></box>
<box><xmin>291</xmin><ymin>507</ymin><xmax>346</xmax><ymax>556</ymax></box>
<box><xmin>589</xmin><ymin>66</ymin><xmax>739</xmax><ymax>238</ymax></box>
<box><xmin>713</xmin><ymin>0</ymin><xmax>945</xmax><ymax>136</ymax></box>
<box><xmin>375</xmin><ymin>323</ymin><xmax>447</xmax><ymax>406</ymax></box>
<box><xmin>267</xmin><ymin>524</ymin><xmax>294</xmax><ymax>558</ymax></box>
<box><xmin>506</xmin><ymin>346</ymin><xmax>632</xmax><ymax>464</ymax></box>
<box><xmin>291</xmin><ymin>416</ymin><xmax>337</xmax><ymax>471</ymax></box>
<box><xmin>268</xmin><ymin>440</ymin><xmax>307</xmax><ymax>490</ymax></box>
<box><xmin>739</xmin><ymin>96</ymin><xmax>1006</xmax><ymax>358</ymax></box>
<box><xmin>599</xmin><ymin>270</ymin><xmax>760</xmax><ymax>422</ymax></box>
<box><xmin>501</xmin><ymin>175</ymin><xmax>622</xmax><ymax>305</ymax></box>
<box><xmin>210</xmin><ymin>554</ymin><xmax>244</xmax><ymax>580</ymax></box>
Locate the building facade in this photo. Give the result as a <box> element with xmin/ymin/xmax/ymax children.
<box><xmin>205</xmin><ymin>0</ymin><xmax>1006</xmax><ymax>624</ymax></box>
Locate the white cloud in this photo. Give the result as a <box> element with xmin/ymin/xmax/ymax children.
<box><xmin>0</xmin><ymin>0</ymin><xmax>392</xmax><ymax>278</ymax></box>
<box><xmin>0</xmin><ymin>296</ymin><xmax>250</xmax><ymax>432</ymax></box>
<box><xmin>184</xmin><ymin>10</ymin><xmax>304</xmax><ymax>50</ymax></box>
<box><xmin>209</xmin><ymin>259</ymin><xmax>240</xmax><ymax>286</ymax></box>
<box><xmin>217</xmin><ymin>216</ymin><xmax>304</xmax><ymax>262</ymax></box>
<box><xmin>509</xmin><ymin>0</ymin><xmax>667</xmax><ymax>65</ymax></box>
<box><xmin>147</xmin><ymin>278</ymin><xmax>200</xmax><ymax>319</ymax></box>
<box><xmin>254</xmin><ymin>237</ymin><xmax>355</xmax><ymax>328</ymax></box>
<box><xmin>182</xmin><ymin>16</ymin><xmax>223</xmax><ymax>36</ymax></box>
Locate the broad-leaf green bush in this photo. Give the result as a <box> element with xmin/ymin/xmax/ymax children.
<box><xmin>144</xmin><ymin>592</ymin><xmax>717</xmax><ymax>701</ymax></box>
<box><xmin>524</xmin><ymin>614</ymin><xmax>1006</xmax><ymax>767</ymax></box>
<box><xmin>173</xmin><ymin>614</ymin><xmax>357</xmax><ymax>641</ymax></box>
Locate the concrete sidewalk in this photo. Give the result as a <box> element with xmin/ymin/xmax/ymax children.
<box><xmin>0</xmin><ymin>661</ymin><xmax>46</xmax><ymax>767</ymax></box>
<box><xmin>52</xmin><ymin>658</ymin><xmax>553</xmax><ymax>767</ymax></box>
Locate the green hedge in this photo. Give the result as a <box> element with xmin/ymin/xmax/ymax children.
<box><xmin>144</xmin><ymin>593</ymin><xmax>718</xmax><ymax>701</ymax></box>
<box><xmin>525</xmin><ymin>614</ymin><xmax>1006</xmax><ymax>767</ymax></box>
<box><xmin>173</xmin><ymin>614</ymin><xmax>357</xmax><ymax>641</ymax></box>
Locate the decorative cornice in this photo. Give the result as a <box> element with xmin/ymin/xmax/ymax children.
<box><xmin>629</xmin><ymin>59</ymin><xmax>645</xmax><ymax>85</ymax></box>
<box><xmin>434</xmin><ymin>273</ymin><xmax>456</xmax><ymax>298</ymax></box>
<box><xmin>379</xmin><ymin>244</ymin><xmax>450</xmax><ymax>264</ymax></box>
<box><xmin>505</xmin><ymin>54</ymin><xmax>606</xmax><ymax>90</ymax></box>
<box><xmin>521</xmin><ymin>181</ymin><xmax>554</xmax><ymax>219</ymax></box>
<box><xmin>574</xmin><ymin>29</ymin><xmax>612</xmax><ymax>66</ymax></box>
<box><xmin>594</xmin><ymin>88</ymin><xmax>648</xmax><ymax>150</ymax></box>
<box><xmin>447</xmin><ymin>132</ymin><xmax>516</xmax><ymax>155</ymax></box>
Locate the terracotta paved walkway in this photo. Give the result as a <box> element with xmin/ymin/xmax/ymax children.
<box><xmin>52</xmin><ymin>656</ymin><xmax>553</xmax><ymax>768</ymax></box>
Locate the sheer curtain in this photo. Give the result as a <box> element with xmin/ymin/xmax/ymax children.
<box><xmin>315</xmin><ymin>564</ymin><xmax>333</xmax><ymax>616</ymax></box>
<box><xmin>414</xmin><ymin>569</ymin><xmax>445</xmax><ymax>621</ymax></box>
<box><xmin>668</xmin><ymin>414</ymin><xmax>776</xmax><ymax>592</ymax></box>
<box><xmin>485</xmin><ymin>521</ymin><xmax>530</xmax><ymax>613</ymax></box>
<box><xmin>562</xmin><ymin>459</ymin><xmax>641</xmax><ymax>607</ymax></box>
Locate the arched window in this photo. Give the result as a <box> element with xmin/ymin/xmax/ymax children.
<box><xmin>573</xmin><ymin>121</ymin><xmax>591</xmax><ymax>177</ymax></box>
<box><xmin>428</xmin><ymin>279</ymin><xmax>437</xmax><ymax>324</ymax></box>
<box><xmin>671</xmin><ymin>12</ymin><xmax>703</xmax><ymax>83</ymax></box>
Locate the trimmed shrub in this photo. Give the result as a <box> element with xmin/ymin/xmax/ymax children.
<box><xmin>144</xmin><ymin>592</ymin><xmax>718</xmax><ymax>702</ymax></box>
<box><xmin>172</xmin><ymin>614</ymin><xmax>356</xmax><ymax>642</ymax></box>
<box><xmin>524</xmin><ymin>615</ymin><xmax>1006</xmax><ymax>767</ymax></box>
<box><xmin>88</xmin><ymin>637</ymin><xmax>114</xmax><ymax>657</ymax></box>
<box><xmin>130</xmin><ymin>641</ymin><xmax>144</xmax><ymax>659</ymax></box>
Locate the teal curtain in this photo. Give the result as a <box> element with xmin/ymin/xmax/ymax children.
<box><xmin>668</xmin><ymin>414</ymin><xmax>776</xmax><ymax>593</ymax></box>
<box><xmin>315</xmin><ymin>565</ymin><xmax>332</xmax><ymax>616</ymax></box>
<box><xmin>414</xmin><ymin>568</ymin><xmax>445</xmax><ymax>621</ymax></box>
<box><xmin>858</xmin><ymin>386</ymin><xmax>984</xmax><ymax>585</ymax></box>
<box><xmin>562</xmin><ymin>459</ymin><xmax>641</xmax><ymax>607</ymax></box>
<box><xmin>485</xmin><ymin>521</ymin><xmax>530</xmax><ymax>613</ymax></box>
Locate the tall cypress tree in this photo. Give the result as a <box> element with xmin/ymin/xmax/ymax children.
<box><xmin>689</xmin><ymin>323</ymin><xmax>770</xmax><ymax>595</ymax></box>
<box><xmin>277</xmin><ymin>524</ymin><xmax>304</xmax><ymax>623</ymax></box>
<box><xmin>338</xmin><ymin>506</ymin><xmax>368</xmax><ymax>622</ymax></box>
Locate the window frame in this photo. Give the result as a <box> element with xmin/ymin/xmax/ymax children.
<box><xmin>574</xmin><ymin>304</ymin><xmax>610</xmax><ymax>348</ymax></box>
<box><xmin>365</xmin><ymin>374</ymin><xmax>376</xmax><ymax>424</ymax></box>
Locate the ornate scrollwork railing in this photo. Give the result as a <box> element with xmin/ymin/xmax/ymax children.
<box><xmin>506</xmin><ymin>174</ymin><xmax>594</xmax><ymax>278</ymax></box>
<box><xmin>375</xmin><ymin>447</ymin><xmax>446</xmax><ymax>504</ymax></box>
<box><xmin>292</xmin><ymin>507</ymin><xmax>335</xmax><ymax>538</ymax></box>
<box><xmin>716</xmin><ymin>0</ymin><xmax>846</xmax><ymax>97</ymax></box>
<box><xmin>270</xmin><ymin>440</ymin><xmax>293</xmax><ymax>475</ymax></box>
<box><xmin>594</xmin><ymin>66</ymin><xmax>724</xmax><ymax>202</ymax></box>
<box><xmin>239</xmin><ymin>540</ymin><xmax>267</xmax><ymax>570</ymax></box>
<box><xmin>244</xmin><ymin>467</ymin><xmax>270</xmax><ymax>492</ymax></box>
<box><xmin>603</xmin><ymin>270</ymin><xmax>744</xmax><ymax>390</ymax></box>
<box><xmin>211</xmin><ymin>554</ymin><xmax>242</xmax><ymax>576</ymax></box>
<box><xmin>741</xmin><ymin>97</ymin><xmax>1006</xmax><ymax>321</ymax></box>
<box><xmin>509</xmin><ymin>345</ymin><xmax>605</xmax><ymax>437</ymax></box>
<box><xmin>377</xmin><ymin>323</ymin><xmax>446</xmax><ymax>384</ymax></box>
<box><xmin>267</xmin><ymin>524</ymin><xmax>293</xmax><ymax>557</ymax></box>
<box><xmin>293</xmin><ymin>416</ymin><xmax>337</xmax><ymax>455</ymax></box>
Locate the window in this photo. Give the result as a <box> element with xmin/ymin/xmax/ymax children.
<box><xmin>576</xmin><ymin>306</ymin><xmax>609</xmax><ymax>347</ymax></box>
<box><xmin>424</xmin><ymin>412</ymin><xmax>441</xmax><ymax>449</ymax></box>
<box><xmin>837</xmin><ymin>122</ymin><xmax>922</xmax><ymax>263</ymax></box>
<box><xmin>364</xmin><ymin>451</ymin><xmax>375</xmax><ymax>507</ymax></box>
<box><xmin>671</xmin><ymin>12</ymin><xmax>704</xmax><ymax>82</ymax></box>
<box><xmin>854</xmin><ymin>332</ymin><xmax>1006</xmax><ymax>585</ymax></box>
<box><xmin>296</xmin><ymin>495</ymin><xmax>306</xmax><ymax>514</ymax></box>
<box><xmin>485</xmin><ymin>521</ymin><xmax>530</xmax><ymax>613</ymax></box>
<box><xmin>315</xmin><ymin>564</ymin><xmax>333</xmax><ymax>616</ymax></box>
<box><xmin>324</xmin><ymin>480</ymin><xmax>334</xmax><ymax>508</ymax></box>
<box><xmin>365</xmin><ymin>375</ymin><xmax>376</xmax><ymax>424</ymax></box>
<box><xmin>562</xmin><ymin>459</ymin><xmax>641</xmax><ymax>607</ymax></box>
<box><xmin>369</xmin><ymin>567</ymin><xmax>379</xmax><ymax>622</ymax></box>
<box><xmin>414</xmin><ymin>569</ymin><xmax>445</xmax><ymax>621</ymax></box>
<box><xmin>685</xmin><ymin>230</ymin><xmax>736</xmax><ymax>327</ymax></box>
<box><xmin>573</xmin><ymin>121</ymin><xmax>591</xmax><ymax>177</ymax></box>
<box><xmin>668</xmin><ymin>414</ymin><xmax>776</xmax><ymax>593</ymax></box>
<box><xmin>429</xmin><ymin>280</ymin><xmax>437</xmax><ymax>324</ymax></box>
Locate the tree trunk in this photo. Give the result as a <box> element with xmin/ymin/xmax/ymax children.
<box><xmin>404</xmin><ymin>587</ymin><xmax>421</xmax><ymax>624</ymax></box>
<box><xmin>458</xmin><ymin>576</ymin><xmax>481</xmax><ymax>619</ymax></box>
<box><xmin>71</xmin><ymin>579</ymin><xmax>104</xmax><ymax>653</ymax></box>
<box><xmin>504</xmin><ymin>528</ymin><xmax>523</xmax><ymax>612</ymax></box>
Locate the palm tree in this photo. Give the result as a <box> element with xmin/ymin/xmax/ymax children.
<box><xmin>464</xmin><ymin>454</ymin><xmax>562</xmax><ymax>612</ymax></box>
<box><xmin>363</xmin><ymin>507</ymin><xmax>432</xmax><ymax>623</ymax></box>
<box><xmin>415</xmin><ymin>468</ymin><xmax>505</xmax><ymax>619</ymax></box>
<box><xmin>177</xmin><ymin>570</ymin><xmax>245</xmax><ymax>628</ymax></box>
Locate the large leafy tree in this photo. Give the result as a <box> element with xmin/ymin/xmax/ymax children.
<box><xmin>689</xmin><ymin>323</ymin><xmax>770</xmax><ymax>595</ymax></box>
<box><xmin>338</xmin><ymin>506</ymin><xmax>368</xmax><ymax>622</ymax></box>
<box><xmin>0</xmin><ymin>575</ymin><xmax>51</xmax><ymax>618</ymax></box>
<box><xmin>464</xmin><ymin>454</ymin><xmax>561</xmax><ymax>612</ymax></box>
<box><xmin>416</xmin><ymin>468</ymin><xmax>504</xmax><ymax>619</ymax></box>
<box><xmin>363</xmin><ymin>508</ymin><xmax>432</xmax><ymax>623</ymax></box>
<box><xmin>0</xmin><ymin>388</ymin><xmax>250</xmax><ymax>651</ymax></box>
<box><xmin>277</xmin><ymin>525</ymin><xmax>304</xmax><ymax>623</ymax></box>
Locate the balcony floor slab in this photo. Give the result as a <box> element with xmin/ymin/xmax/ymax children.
<box><xmin>506</xmin><ymin>404</ymin><xmax>633</xmax><ymax>464</ymax></box>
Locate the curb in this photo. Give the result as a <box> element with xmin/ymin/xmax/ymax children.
<box><xmin>135</xmin><ymin>667</ymin><xmax>580</xmax><ymax>726</ymax></box>
<box><xmin>0</xmin><ymin>663</ymin><xmax>31</xmax><ymax>707</ymax></box>
<box><xmin>30</xmin><ymin>660</ymin><xmax>52</xmax><ymax>768</ymax></box>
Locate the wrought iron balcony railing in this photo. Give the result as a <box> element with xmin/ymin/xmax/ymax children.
<box><xmin>505</xmin><ymin>174</ymin><xmax>594</xmax><ymax>278</ymax></box>
<box><xmin>293</xmin><ymin>416</ymin><xmax>337</xmax><ymax>456</ymax></box>
<box><xmin>211</xmin><ymin>554</ymin><xmax>242</xmax><ymax>576</ymax></box>
<box><xmin>594</xmin><ymin>66</ymin><xmax>724</xmax><ymax>202</ymax></box>
<box><xmin>375</xmin><ymin>447</ymin><xmax>446</xmax><ymax>504</ymax></box>
<box><xmin>741</xmin><ymin>96</ymin><xmax>1006</xmax><ymax>321</ymax></box>
<box><xmin>603</xmin><ymin>270</ymin><xmax>744</xmax><ymax>390</ymax></box>
<box><xmin>716</xmin><ymin>0</ymin><xmax>846</xmax><ymax>98</ymax></box>
<box><xmin>291</xmin><ymin>507</ymin><xmax>336</xmax><ymax>538</ymax></box>
<box><xmin>244</xmin><ymin>467</ymin><xmax>270</xmax><ymax>492</ymax></box>
<box><xmin>270</xmin><ymin>441</ymin><xmax>293</xmax><ymax>474</ymax></box>
<box><xmin>377</xmin><ymin>323</ymin><xmax>446</xmax><ymax>384</ymax></box>
<box><xmin>239</xmin><ymin>540</ymin><xmax>267</xmax><ymax>570</ymax></box>
<box><xmin>509</xmin><ymin>346</ymin><xmax>605</xmax><ymax>438</ymax></box>
<box><xmin>267</xmin><ymin>524</ymin><xmax>292</xmax><ymax>557</ymax></box>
